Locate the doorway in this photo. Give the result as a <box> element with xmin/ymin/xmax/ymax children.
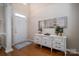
<box><xmin>13</xmin><ymin>13</ymin><xmax>27</xmax><ymax>45</ymax></box>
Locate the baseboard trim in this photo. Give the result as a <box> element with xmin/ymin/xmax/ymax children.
<box><xmin>67</xmin><ymin>48</ymin><xmax>79</xmax><ymax>54</ymax></box>
<box><xmin>66</xmin><ymin>49</ymin><xmax>71</xmax><ymax>52</ymax></box>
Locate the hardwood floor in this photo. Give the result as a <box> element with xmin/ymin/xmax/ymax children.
<box><xmin>0</xmin><ymin>43</ymin><xmax>65</xmax><ymax>56</ymax></box>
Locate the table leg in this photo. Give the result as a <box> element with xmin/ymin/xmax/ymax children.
<box><xmin>40</xmin><ymin>45</ymin><xmax>42</xmax><ymax>48</ymax></box>
<box><xmin>51</xmin><ymin>48</ymin><xmax>52</xmax><ymax>52</ymax></box>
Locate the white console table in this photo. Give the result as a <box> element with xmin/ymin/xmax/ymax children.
<box><xmin>33</xmin><ymin>34</ymin><xmax>67</xmax><ymax>55</ymax></box>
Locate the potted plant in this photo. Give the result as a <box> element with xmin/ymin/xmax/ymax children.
<box><xmin>59</xmin><ymin>27</ymin><xmax>63</xmax><ymax>36</ymax></box>
<box><xmin>55</xmin><ymin>26</ymin><xmax>63</xmax><ymax>36</ymax></box>
<box><xmin>55</xmin><ymin>26</ymin><xmax>60</xmax><ymax>35</ymax></box>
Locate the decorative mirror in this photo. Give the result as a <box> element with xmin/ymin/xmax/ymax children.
<box><xmin>44</xmin><ymin>18</ymin><xmax>56</xmax><ymax>28</ymax></box>
<box><xmin>38</xmin><ymin>20</ymin><xmax>44</xmax><ymax>33</ymax></box>
<box><xmin>38</xmin><ymin>16</ymin><xmax>67</xmax><ymax>31</ymax></box>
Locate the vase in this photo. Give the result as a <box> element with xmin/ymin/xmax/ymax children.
<box><xmin>56</xmin><ymin>32</ymin><xmax>59</xmax><ymax>35</ymax></box>
<box><xmin>59</xmin><ymin>33</ymin><xmax>62</xmax><ymax>36</ymax></box>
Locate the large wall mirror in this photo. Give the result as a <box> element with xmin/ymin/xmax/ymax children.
<box><xmin>38</xmin><ymin>16</ymin><xmax>68</xmax><ymax>32</ymax></box>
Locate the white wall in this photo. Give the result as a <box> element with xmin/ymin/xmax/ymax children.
<box><xmin>29</xmin><ymin>3</ymin><xmax>71</xmax><ymax>38</ymax></box>
<box><xmin>0</xmin><ymin>4</ymin><xmax>6</xmax><ymax>50</ymax></box>
<box><xmin>29</xmin><ymin>3</ymin><xmax>79</xmax><ymax>49</ymax></box>
<box><xmin>0</xmin><ymin>4</ymin><xmax>5</xmax><ymax>33</ymax></box>
<box><xmin>12</xmin><ymin>3</ymin><xmax>29</xmax><ymax>16</ymax></box>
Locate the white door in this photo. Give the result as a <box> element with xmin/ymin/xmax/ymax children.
<box><xmin>13</xmin><ymin>14</ymin><xmax>27</xmax><ymax>45</ymax></box>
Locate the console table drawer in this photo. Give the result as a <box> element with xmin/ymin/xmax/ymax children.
<box><xmin>53</xmin><ymin>37</ymin><xmax>65</xmax><ymax>42</ymax></box>
<box><xmin>53</xmin><ymin>45</ymin><xmax>65</xmax><ymax>51</ymax></box>
<box><xmin>33</xmin><ymin>36</ymin><xmax>41</xmax><ymax>44</ymax></box>
<box><xmin>42</xmin><ymin>39</ymin><xmax>51</xmax><ymax>47</ymax></box>
<box><xmin>53</xmin><ymin>41</ymin><xmax>64</xmax><ymax>46</ymax></box>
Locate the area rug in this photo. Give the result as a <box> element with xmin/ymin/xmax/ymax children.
<box><xmin>15</xmin><ymin>41</ymin><xmax>32</xmax><ymax>49</ymax></box>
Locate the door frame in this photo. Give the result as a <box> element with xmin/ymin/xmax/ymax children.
<box><xmin>12</xmin><ymin>13</ymin><xmax>28</xmax><ymax>45</ymax></box>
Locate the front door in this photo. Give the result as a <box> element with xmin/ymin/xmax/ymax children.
<box><xmin>13</xmin><ymin>14</ymin><xmax>27</xmax><ymax>45</ymax></box>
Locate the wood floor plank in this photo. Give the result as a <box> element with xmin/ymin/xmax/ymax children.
<box><xmin>0</xmin><ymin>43</ymin><xmax>64</xmax><ymax>56</ymax></box>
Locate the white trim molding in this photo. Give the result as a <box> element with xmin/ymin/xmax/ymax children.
<box><xmin>5</xmin><ymin>4</ymin><xmax>13</xmax><ymax>53</ymax></box>
<box><xmin>67</xmin><ymin>48</ymin><xmax>79</xmax><ymax>54</ymax></box>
